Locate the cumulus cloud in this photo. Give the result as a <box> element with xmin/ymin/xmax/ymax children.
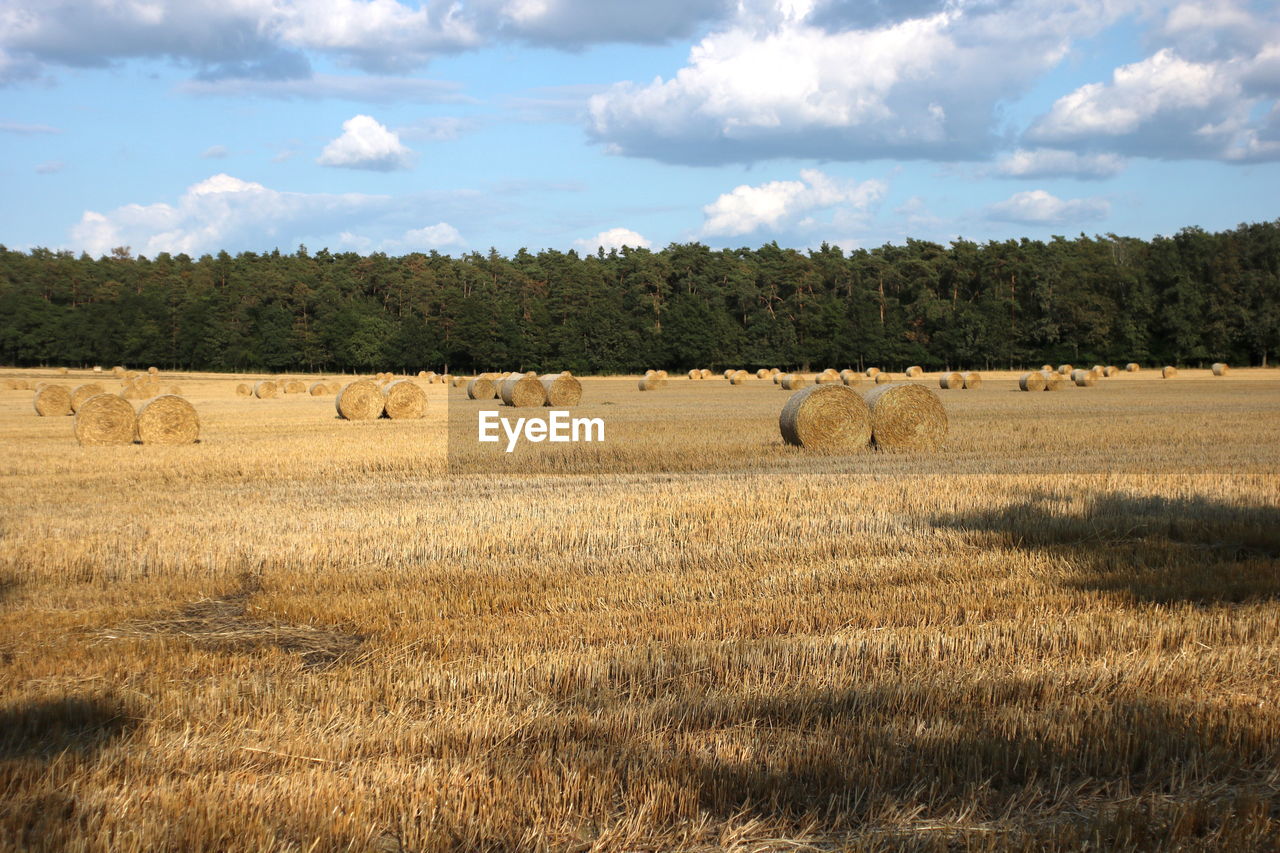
<box><xmin>992</xmin><ymin>148</ymin><xmax>1126</xmax><ymax>179</ymax></box>
<box><xmin>573</xmin><ymin>227</ymin><xmax>652</xmax><ymax>253</ymax></box>
<box><xmin>317</xmin><ymin>115</ymin><xmax>414</xmax><ymax>171</ymax></box>
<box><xmin>67</xmin><ymin>173</ymin><xmax>474</xmax><ymax>257</ymax></box>
<box><xmin>702</xmin><ymin>169</ymin><xmax>885</xmax><ymax>237</ymax></box>
<box><xmin>985</xmin><ymin>189</ymin><xmax>1109</xmax><ymax>225</ymax></box>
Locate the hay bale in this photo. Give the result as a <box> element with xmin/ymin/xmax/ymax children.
<box><xmin>773</xmin><ymin>373</ymin><xmax>783</xmax><ymax>384</ymax></box>
<box><xmin>841</xmin><ymin>372</ymin><xmax>863</xmax><ymax>387</ymax></box>
<box><xmin>92</xmin><ymin>366</ymin><xmax>103</xmax><ymax>373</ymax></box>
<box><xmin>284</xmin><ymin>379</ymin><xmax>307</xmax><ymax>394</ymax></box>
<box><xmin>57</xmin><ymin>367</ymin><xmax>69</xmax><ymax>375</ymax></box>
<box><xmin>962</xmin><ymin>372</ymin><xmax>982</xmax><ymax>390</ymax></box>
<box><xmin>384</xmin><ymin>380</ymin><xmax>428</xmax><ymax>419</ymax></box>
<box><xmin>756</xmin><ymin>368</ymin><xmax>770</xmax><ymax>379</ymax></box>
<box><xmin>689</xmin><ymin>369</ymin><xmax>702</xmax><ymax>380</ymax></box>
<box><xmin>135</xmin><ymin>395</ymin><xmax>199</xmax><ymax>445</ymax></box>
<box><xmin>1042</xmin><ymin>371</ymin><xmax>1064</xmax><ymax>391</ymax></box>
<box><xmin>468</xmin><ymin>377</ymin><xmax>498</xmax><ymax>400</ymax></box>
<box><xmin>254</xmin><ymin>380</ymin><xmax>279</xmax><ymax>399</ymax></box>
<box><xmin>74</xmin><ymin>393</ymin><xmax>136</xmax><ymax>445</ymax></box>
<box><xmin>33</xmin><ymin>383</ymin><xmax>72</xmax><ymax>416</ymax></box>
<box><xmin>1071</xmin><ymin>369</ymin><xmax>1096</xmax><ymax>387</ymax></box>
<box><xmin>905</xmin><ymin>366</ymin><xmax>923</xmax><ymax>377</ymax></box>
<box><xmin>235</xmin><ymin>383</ymin><xmax>251</xmax><ymax>397</ymax></box>
<box><xmin>148</xmin><ymin>366</ymin><xmax>159</xmax><ymax>375</ymax></box>
<box><xmin>779</xmin><ymin>384</ymin><xmax>872</xmax><ymax>451</ymax></box>
<box><xmin>1212</xmin><ymin>362</ymin><xmax>1229</xmax><ymax>376</ymax></box>
<box><xmin>865</xmin><ymin>367</ymin><xmax>881</xmax><ymax>378</ymax></box>
<box><xmin>874</xmin><ymin>373</ymin><xmax>894</xmax><ymax>384</ymax></box>
<box><xmin>326</xmin><ymin>381</ymin><xmax>341</xmax><ymax>394</ymax></box>
<box><xmin>501</xmin><ymin>374</ymin><xmax>547</xmax><ymax>407</ymax></box>
<box><xmin>722</xmin><ymin>369</ymin><xmax>734</xmax><ymax>380</ymax></box>
<box><xmin>335</xmin><ymin>380</ymin><xmax>385</xmax><ymax>420</ymax></box>
<box><xmin>814</xmin><ymin>372</ymin><xmax>842</xmax><ymax>385</ymax></box>
<box><xmin>308</xmin><ymin>382</ymin><xmax>330</xmax><ymax>396</ymax></box>
<box><xmin>700</xmin><ymin>368</ymin><xmax>713</xmax><ymax>379</ymax></box>
<box><xmin>1056</xmin><ymin>364</ymin><xmax>1072</xmax><ymax>375</ymax></box>
<box><xmin>1104</xmin><ymin>365</ymin><xmax>1119</xmax><ymax>377</ymax></box>
<box><xmin>863</xmin><ymin>383</ymin><xmax>947</xmax><ymax>451</ymax></box>
<box><xmin>452</xmin><ymin>375</ymin><xmax>468</xmax><ymax>387</ymax></box>
<box><xmin>730</xmin><ymin>370</ymin><xmax>751</xmax><ymax>385</ymax></box>
<box><xmin>779</xmin><ymin>373</ymin><xmax>811</xmax><ymax>390</ymax></box>
<box><xmin>1019</xmin><ymin>372</ymin><xmax>1046</xmax><ymax>392</ymax></box>
<box><xmin>1161</xmin><ymin>366</ymin><xmax>1178</xmax><ymax>378</ymax></box>
<box><xmin>112</xmin><ymin>366</ymin><xmax>126</xmax><ymax>378</ymax></box>
<box><xmin>655</xmin><ymin>370</ymin><xmax>668</xmax><ymax>379</ymax></box>
<box><xmin>637</xmin><ymin>376</ymin><xmax>664</xmax><ymax>391</ymax></box>
<box><xmin>939</xmin><ymin>372</ymin><xmax>963</xmax><ymax>390</ymax></box>
<box><xmin>70</xmin><ymin>383</ymin><xmax>106</xmax><ymax>413</ymax></box>
<box><xmin>1125</xmin><ymin>363</ymin><xmax>1140</xmax><ymax>372</ymax></box>
<box><xmin>541</xmin><ymin>373</ymin><xmax>582</xmax><ymax>406</ymax></box>
<box><xmin>1041</xmin><ymin>364</ymin><xmax>1053</xmax><ymax>372</ymax></box>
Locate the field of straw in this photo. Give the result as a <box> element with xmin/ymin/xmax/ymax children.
<box><xmin>2</xmin><ymin>367</ymin><xmax>1279</xmax><ymax>851</ymax></box>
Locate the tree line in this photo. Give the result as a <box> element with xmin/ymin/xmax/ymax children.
<box><xmin>1</xmin><ymin>221</ymin><xmax>1278</xmax><ymax>375</ymax></box>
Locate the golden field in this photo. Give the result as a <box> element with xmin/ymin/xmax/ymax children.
<box><xmin>1</xmin><ymin>367</ymin><xmax>1279</xmax><ymax>851</ymax></box>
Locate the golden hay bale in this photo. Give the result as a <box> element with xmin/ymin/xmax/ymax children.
<box><xmin>1042</xmin><ymin>371</ymin><xmax>1064</xmax><ymax>391</ymax></box>
<box><xmin>1162</xmin><ymin>366</ymin><xmax>1178</xmax><ymax>378</ymax></box>
<box><xmin>1019</xmin><ymin>372</ymin><xmax>1046</xmax><ymax>392</ymax></box>
<box><xmin>74</xmin><ymin>393</ymin><xmax>136</xmax><ymax>445</ymax></box>
<box><xmin>235</xmin><ymin>383</ymin><xmax>251</xmax><ymax>397</ymax></box>
<box><xmin>863</xmin><ymin>382</ymin><xmax>947</xmax><ymax>451</ymax></box>
<box><xmin>939</xmin><ymin>372</ymin><xmax>963</xmax><ymax>390</ymax></box>
<box><xmin>730</xmin><ymin>370</ymin><xmax>751</xmax><ymax>384</ymax></box>
<box><xmin>1212</xmin><ymin>362</ymin><xmax>1229</xmax><ymax>376</ymax></box>
<box><xmin>756</xmin><ymin>368</ymin><xmax>770</xmax><ymax>379</ymax></box>
<box><xmin>112</xmin><ymin>366</ymin><xmax>126</xmax><ymax>377</ymax></box>
<box><xmin>254</xmin><ymin>380</ymin><xmax>279</xmax><ymax>399</ymax></box>
<box><xmin>384</xmin><ymin>380</ymin><xmax>428</xmax><ymax>419</ymax></box>
<box><xmin>335</xmin><ymin>380</ymin><xmax>385</xmax><ymax>420</ymax></box>
<box><xmin>33</xmin><ymin>383</ymin><xmax>72</xmax><ymax>416</ymax></box>
<box><xmin>1041</xmin><ymin>364</ymin><xmax>1053</xmax><ymax>372</ymax></box>
<box><xmin>655</xmin><ymin>370</ymin><xmax>668</xmax><ymax>379</ymax></box>
<box><xmin>1125</xmin><ymin>363</ymin><xmax>1140</xmax><ymax>372</ymax></box>
<box><xmin>417</xmin><ymin>370</ymin><xmax>429</xmax><ymax>379</ymax></box>
<box><xmin>770</xmin><ymin>367</ymin><xmax>781</xmax><ymax>376</ymax></box>
<box><xmin>1071</xmin><ymin>369</ymin><xmax>1096</xmax><ymax>387</ymax></box>
<box><xmin>92</xmin><ymin>366</ymin><xmax>103</xmax><ymax>373</ymax></box>
<box><xmin>327</xmin><ymin>381</ymin><xmax>341</xmax><ymax>393</ymax></box>
<box><xmin>874</xmin><ymin>373</ymin><xmax>894</xmax><ymax>384</ymax></box>
<box><xmin>779</xmin><ymin>384</ymin><xmax>872</xmax><ymax>451</ymax></box>
<box><xmin>136</xmin><ymin>395</ymin><xmax>199</xmax><ymax>445</ymax></box>
<box><xmin>722</xmin><ymin>369</ymin><xmax>734</xmax><ymax>380</ymax></box>
<box><xmin>308</xmin><ymin>382</ymin><xmax>330</xmax><ymax>396</ymax></box>
<box><xmin>1091</xmin><ymin>364</ymin><xmax>1105</xmax><ymax>376</ymax></box>
<box><xmin>501</xmin><ymin>374</ymin><xmax>547</xmax><ymax>407</ymax></box>
<box><xmin>645</xmin><ymin>369</ymin><xmax>656</xmax><ymax>377</ymax></box>
<box><xmin>541</xmin><ymin>373</ymin><xmax>582</xmax><ymax>406</ymax></box>
<box><xmin>637</xmin><ymin>376</ymin><xmax>664</xmax><ymax>391</ymax></box>
<box><xmin>468</xmin><ymin>377</ymin><xmax>498</xmax><ymax>400</ymax></box>
<box><xmin>13</xmin><ymin>379</ymin><xmax>31</xmax><ymax>390</ymax></box>
<box><xmin>57</xmin><ymin>367</ymin><xmax>69</xmax><ymax>375</ymax></box>
<box><xmin>284</xmin><ymin>379</ymin><xmax>307</xmax><ymax>394</ymax></box>
<box><xmin>1104</xmin><ymin>365</ymin><xmax>1119</xmax><ymax>377</ymax></box>
<box><xmin>841</xmin><ymin>372</ymin><xmax>864</xmax><ymax>387</ymax></box>
<box><xmin>780</xmin><ymin>373</ymin><xmax>811</xmax><ymax>390</ymax></box>
<box><xmin>962</xmin><ymin>372</ymin><xmax>982</xmax><ymax>389</ymax></box>
<box><xmin>452</xmin><ymin>375</ymin><xmax>468</xmax><ymax>387</ymax></box>
<box><xmin>1056</xmin><ymin>364</ymin><xmax>1072</xmax><ymax>375</ymax></box>
<box><xmin>905</xmin><ymin>365</ymin><xmax>923</xmax><ymax>377</ymax></box>
<box><xmin>70</xmin><ymin>383</ymin><xmax>106</xmax><ymax>413</ymax></box>
<box><xmin>772</xmin><ymin>373</ymin><xmax>783</xmax><ymax>384</ymax></box>
<box><xmin>147</xmin><ymin>366</ymin><xmax>158</xmax><ymax>375</ymax></box>
<box><xmin>700</xmin><ymin>368</ymin><xmax>713</xmax><ymax>379</ymax></box>
<box><xmin>814</xmin><ymin>372</ymin><xmax>842</xmax><ymax>384</ymax></box>
<box><xmin>865</xmin><ymin>367</ymin><xmax>881</xmax><ymax>378</ymax></box>
<box><xmin>689</xmin><ymin>369</ymin><xmax>702</xmax><ymax>380</ymax></box>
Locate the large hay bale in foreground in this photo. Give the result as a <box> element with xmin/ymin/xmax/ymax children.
<box><xmin>1071</xmin><ymin>369</ymin><xmax>1096</xmax><ymax>387</ymax></box>
<box><xmin>1125</xmin><ymin>363</ymin><xmax>1140</xmax><ymax>372</ymax></box>
<box><xmin>335</xmin><ymin>380</ymin><xmax>385</xmax><ymax>420</ymax></box>
<box><xmin>939</xmin><ymin>372</ymin><xmax>963</xmax><ymax>390</ymax></box>
<box><xmin>468</xmin><ymin>377</ymin><xmax>498</xmax><ymax>400</ymax></box>
<box><xmin>1019</xmin><ymin>372</ymin><xmax>1046</xmax><ymax>392</ymax></box>
<box><xmin>308</xmin><ymin>382</ymin><xmax>330</xmax><ymax>396</ymax></box>
<box><xmin>235</xmin><ymin>383</ymin><xmax>251</xmax><ymax>397</ymax></box>
<box><xmin>905</xmin><ymin>366</ymin><xmax>923</xmax><ymax>377</ymax></box>
<box><xmin>136</xmin><ymin>395</ymin><xmax>199</xmax><ymax>445</ymax></box>
<box><xmin>501</xmin><ymin>374</ymin><xmax>547</xmax><ymax>407</ymax></box>
<box><xmin>962</xmin><ymin>372</ymin><xmax>982</xmax><ymax>389</ymax></box>
<box><xmin>1212</xmin><ymin>362</ymin><xmax>1229</xmax><ymax>376</ymax></box>
<box><xmin>70</xmin><ymin>382</ymin><xmax>106</xmax><ymax>413</ymax></box>
<box><xmin>254</xmin><ymin>380</ymin><xmax>279</xmax><ymax>399</ymax></box>
<box><xmin>779</xmin><ymin>384</ymin><xmax>872</xmax><ymax>451</ymax></box>
<box><xmin>541</xmin><ymin>373</ymin><xmax>582</xmax><ymax>406</ymax></box>
<box><xmin>863</xmin><ymin>383</ymin><xmax>947</xmax><ymax>451</ymax></box>
<box><xmin>1162</xmin><ymin>366</ymin><xmax>1178</xmax><ymax>378</ymax></box>
<box><xmin>33</xmin><ymin>383</ymin><xmax>72</xmax><ymax>416</ymax></box>
<box><xmin>384</xmin><ymin>380</ymin><xmax>428</xmax><ymax>419</ymax></box>
<box><xmin>75</xmin><ymin>393</ymin><xmax>136</xmax><ymax>445</ymax></box>
<box><xmin>780</xmin><ymin>374</ymin><xmax>811</xmax><ymax>390</ymax></box>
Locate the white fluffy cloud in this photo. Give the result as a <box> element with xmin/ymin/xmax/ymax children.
<box><xmin>985</xmin><ymin>189</ymin><xmax>1110</xmax><ymax>225</ymax></box>
<box><xmin>573</xmin><ymin>227</ymin><xmax>652</xmax><ymax>253</ymax></box>
<box><xmin>702</xmin><ymin>169</ymin><xmax>885</xmax><ymax>237</ymax></box>
<box><xmin>993</xmin><ymin>148</ymin><xmax>1126</xmax><ymax>179</ymax></box>
<box><xmin>317</xmin><ymin>115</ymin><xmax>414</xmax><ymax>171</ymax></box>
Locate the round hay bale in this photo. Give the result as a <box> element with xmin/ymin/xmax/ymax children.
<box><xmin>814</xmin><ymin>372</ymin><xmax>842</xmax><ymax>385</ymax></box>
<box><xmin>689</xmin><ymin>369</ymin><xmax>702</xmax><ymax>380</ymax></box>
<box><xmin>1104</xmin><ymin>365</ymin><xmax>1119</xmax><ymax>377</ymax></box>
<box><xmin>961</xmin><ymin>372</ymin><xmax>982</xmax><ymax>390</ymax></box>
<box><xmin>467</xmin><ymin>377</ymin><xmax>498</xmax><ymax>400</ymax></box>
<box><xmin>384</xmin><ymin>380</ymin><xmax>428</xmax><ymax>419</ymax></box>
<box><xmin>452</xmin><ymin>375</ymin><xmax>468</xmax><ymax>387</ymax></box>
<box><xmin>773</xmin><ymin>373</ymin><xmax>783</xmax><ymax>384</ymax></box>
<box><xmin>905</xmin><ymin>365</ymin><xmax>923</xmax><ymax>377</ymax></box>
<box><xmin>1071</xmin><ymin>369</ymin><xmax>1096</xmax><ymax>387</ymax></box>
<box><xmin>112</xmin><ymin>366</ymin><xmax>126</xmax><ymax>378</ymax></box>
<box><xmin>284</xmin><ymin>379</ymin><xmax>307</xmax><ymax>394</ymax></box>
<box><xmin>1212</xmin><ymin>362</ymin><xmax>1229</xmax><ymax>376</ymax></box>
<box><xmin>308</xmin><ymin>382</ymin><xmax>330</xmax><ymax>396</ymax></box>
<box><xmin>939</xmin><ymin>372</ymin><xmax>963</xmax><ymax>390</ymax></box>
<box><xmin>33</xmin><ymin>383</ymin><xmax>72</xmax><ymax>416</ymax></box>
<box><xmin>1161</xmin><ymin>366</ymin><xmax>1178</xmax><ymax>378</ymax></box>
<box><xmin>1125</xmin><ymin>363</ymin><xmax>1140</xmax><ymax>372</ymax></box>
<box><xmin>417</xmin><ymin>370</ymin><xmax>429</xmax><ymax>379</ymax></box>
<box><xmin>756</xmin><ymin>368</ymin><xmax>770</xmax><ymax>379</ymax></box>
<box><xmin>335</xmin><ymin>380</ymin><xmax>385</xmax><ymax>420</ymax></box>
<box><xmin>655</xmin><ymin>370</ymin><xmax>668</xmax><ymax>379</ymax></box>
<box><xmin>722</xmin><ymin>369</ymin><xmax>734</xmax><ymax>380</ymax></box>
<box><xmin>779</xmin><ymin>384</ymin><xmax>872</xmax><ymax>451</ymax></box>
<box><xmin>1042</xmin><ymin>371</ymin><xmax>1064</xmax><ymax>391</ymax></box>
<box><xmin>92</xmin><ymin>366</ymin><xmax>103</xmax><ymax>373</ymax></box>
<box><xmin>1019</xmin><ymin>372</ymin><xmax>1046</xmax><ymax>391</ymax></box>
<box><xmin>841</xmin><ymin>372</ymin><xmax>864</xmax><ymax>387</ymax></box>
<box><xmin>501</xmin><ymin>374</ymin><xmax>547</xmax><ymax>407</ymax></box>
<box><xmin>74</xmin><ymin>393</ymin><xmax>136</xmax><ymax>445</ymax></box>
<box><xmin>645</xmin><ymin>369</ymin><xmax>656</xmax><ymax>377</ymax></box>
<box><xmin>136</xmin><ymin>395</ymin><xmax>199</xmax><ymax>445</ymax></box>
<box><xmin>863</xmin><ymin>383</ymin><xmax>947</xmax><ymax>451</ymax></box>
<box><xmin>865</xmin><ymin>367</ymin><xmax>881</xmax><ymax>378</ymax></box>
<box><xmin>70</xmin><ymin>382</ymin><xmax>106</xmax><ymax>413</ymax></box>
<box><xmin>637</xmin><ymin>376</ymin><xmax>663</xmax><ymax>391</ymax></box>
<box><xmin>874</xmin><ymin>373</ymin><xmax>894</xmax><ymax>384</ymax></box>
<box><xmin>780</xmin><ymin>374</ymin><xmax>811</xmax><ymax>390</ymax></box>
<box><xmin>1041</xmin><ymin>364</ymin><xmax>1053</xmax><ymax>372</ymax></box>
<box><xmin>541</xmin><ymin>373</ymin><xmax>582</xmax><ymax>406</ymax></box>
<box><xmin>1056</xmin><ymin>364</ymin><xmax>1072</xmax><ymax>375</ymax></box>
<box><xmin>57</xmin><ymin>367</ymin><xmax>69</xmax><ymax>375</ymax></box>
<box><xmin>326</xmin><ymin>381</ymin><xmax>341</xmax><ymax>394</ymax></box>
<box><xmin>1091</xmin><ymin>364</ymin><xmax>1105</xmax><ymax>376</ymax></box>
<box><xmin>235</xmin><ymin>383</ymin><xmax>251</xmax><ymax>397</ymax></box>
<box><xmin>730</xmin><ymin>370</ymin><xmax>751</xmax><ymax>385</ymax></box>
<box><xmin>700</xmin><ymin>369</ymin><xmax>713</xmax><ymax>379</ymax></box>
<box><xmin>254</xmin><ymin>380</ymin><xmax>279</xmax><ymax>399</ymax></box>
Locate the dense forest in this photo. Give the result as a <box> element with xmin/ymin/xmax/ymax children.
<box><xmin>2</xmin><ymin>221</ymin><xmax>1278</xmax><ymax>374</ymax></box>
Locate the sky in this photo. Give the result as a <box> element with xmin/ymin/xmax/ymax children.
<box><xmin>1</xmin><ymin>0</ymin><xmax>1278</xmax><ymax>259</ymax></box>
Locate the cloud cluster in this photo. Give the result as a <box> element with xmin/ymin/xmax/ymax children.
<box><xmin>317</xmin><ymin>115</ymin><xmax>414</xmax><ymax>171</ymax></box>
<box><xmin>573</xmin><ymin>227</ymin><xmax>652</xmax><ymax>253</ymax></box>
<box><xmin>985</xmin><ymin>189</ymin><xmax>1110</xmax><ymax>225</ymax></box>
<box><xmin>701</xmin><ymin>169</ymin><xmax>885</xmax><ymax>237</ymax></box>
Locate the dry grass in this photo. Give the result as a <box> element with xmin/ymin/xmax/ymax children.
<box><xmin>1</xmin><ymin>366</ymin><xmax>1280</xmax><ymax>851</ymax></box>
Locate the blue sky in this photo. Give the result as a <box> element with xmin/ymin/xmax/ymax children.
<box><xmin>2</xmin><ymin>0</ymin><xmax>1278</xmax><ymax>258</ymax></box>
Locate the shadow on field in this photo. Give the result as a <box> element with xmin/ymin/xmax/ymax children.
<box><xmin>0</xmin><ymin>696</ymin><xmax>135</xmax><ymax>761</ymax></box>
<box><xmin>0</xmin><ymin>573</ymin><xmax>18</xmax><ymax>606</ymax></box>
<box><xmin>931</xmin><ymin>490</ymin><xmax>1280</xmax><ymax>604</ymax></box>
